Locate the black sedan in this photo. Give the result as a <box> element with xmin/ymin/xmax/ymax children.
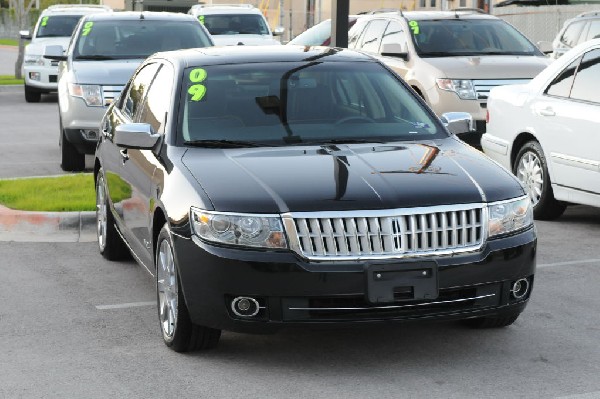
<box><xmin>94</xmin><ymin>46</ymin><xmax>536</xmax><ymax>352</ymax></box>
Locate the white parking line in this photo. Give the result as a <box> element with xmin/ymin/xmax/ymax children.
<box><xmin>96</xmin><ymin>301</ymin><xmax>155</xmax><ymax>310</ymax></box>
<box><xmin>538</xmin><ymin>259</ymin><xmax>600</xmax><ymax>268</ymax></box>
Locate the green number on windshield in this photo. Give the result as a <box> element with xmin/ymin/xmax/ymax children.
<box><xmin>189</xmin><ymin>68</ymin><xmax>207</xmax><ymax>83</ymax></box>
<box><xmin>41</xmin><ymin>16</ymin><xmax>49</xmax><ymax>27</ymax></box>
<box><xmin>82</xmin><ymin>21</ymin><xmax>94</xmax><ymax>36</ymax></box>
<box><xmin>188</xmin><ymin>68</ymin><xmax>207</xmax><ymax>101</ymax></box>
<box><xmin>409</xmin><ymin>20</ymin><xmax>420</xmax><ymax>35</ymax></box>
<box><xmin>198</xmin><ymin>15</ymin><xmax>205</xmax><ymax>25</ymax></box>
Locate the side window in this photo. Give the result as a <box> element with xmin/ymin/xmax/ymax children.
<box><xmin>348</xmin><ymin>18</ymin><xmax>370</xmax><ymax>49</ymax></box>
<box><xmin>585</xmin><ymin>20</ymin><xmax>600</xmax><ymax>41</ymax></box>
<box><xmin>560</xmin><ymin>21</ymin><xmax>585</xmax><ymax>47</ymax></box>
<box><xmin>544</xmin><ymin>57</ymin><xmax>580</xmax><ymax>98</ymax></box>
<box><xmin>569</xmin><ymin>49</ymin><xmax>600</xmax><ymax>103</ymax></box>
<box><xmin>120</xmin><ymin>63</ymin><xmax>160</xmax><ymax>120</ymax></box>
<box><xmin>138</xmin><ymin>63</ymin><xmax>174</xmax><ymax>133</ymax></box>
<box><xmin>381</xmin><ymin>21</ymin><xmax>407</xmax><ymax>51</ymax></box>
<box><xmin>358</xmin><ymin>19</ymin><xmax>389</xmax><ymax>54</ymax></box>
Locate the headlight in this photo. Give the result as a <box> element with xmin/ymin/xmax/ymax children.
<box><xmin>436</xmin><ymin>79</ymin><xmax>477</xmax><ymax>100</ymax></box>
<box><xmin>68</xmin><ymin>83</ymin><xmax>103</xmax><ymax>106</ymax></box>
<box><xmin>24</xmin><ymin>55</ymin><xmax>44</xmax><ymax>66</ymax></box>
<box><xmin>488</xmin><ymin>197</ymin><xmax>533</xmax><ymax>238</ymax></box>
<box><xmin>191</xmin><ymin>208</ymin><xmax>288</xmax><ymax>249</ymax></box>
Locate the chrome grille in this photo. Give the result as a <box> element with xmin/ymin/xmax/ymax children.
<box><xmin>473</xmin><ymin>79</ymin><xmax>530</xmax><ymax>101</ymax></box>
<box><xmin>102</xmin><ymin>85</ymin><xmax>125</xmax><ymax>107</ymax></box>
<box><xmin>283</xmin><ymin>204</ymin><xmax>486</xmax><ymax>260</ymax></box>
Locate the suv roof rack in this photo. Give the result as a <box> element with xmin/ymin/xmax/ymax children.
<box><xmin>450</xmin><ymin>7</ymin><xmax>487</xmax><ymax>14</ymax></box>
<box><xmin>190</xmin><ymin>3</ymin><xmax>255</xmax><ymax>9</ymax></box>
<box><xmin>47</xmin><ymin>4</ymin><xmax>111</xmax><ymax>10</ymax></box>
<box><xmin>575</xmin><ymin>10</ymin><xmax>600</xmax><ymax>18</ymax></box>
<box><xmin>363</xmin><ymin>8</ymin><xmax>403</xmax><ymax>15</ymax></box>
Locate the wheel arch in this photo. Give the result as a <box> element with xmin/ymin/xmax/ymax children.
<box><xmin>152</xmin><ymin>207</ymin><xmax>168</xmax><ymax>270</ymax></box>
<box><xmin>511</xmin><ymin>132</ymin><xmax>539</xmax><ymax>171</ymax></box>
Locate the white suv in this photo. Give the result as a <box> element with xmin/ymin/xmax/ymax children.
<box><xmin>20</xmin><ymin>4</ymin><xmax>111</xmax><ymax>103</ymax></box>
<box><xmin>188</xmin><ymin>4</ymin><xmax>283</xmax><ymax>46</ymax></box>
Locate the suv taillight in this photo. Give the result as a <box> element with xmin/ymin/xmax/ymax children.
<box><xmin>486</xmin><ymin>109</ymin><xmax>490</xmax><ymax>124</ymax></box>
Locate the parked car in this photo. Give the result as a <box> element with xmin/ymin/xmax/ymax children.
<box><xmin>95</xmin><ymin>45</ymin><xmax>536</xmax><ymax>352</ymax></box>
<box><xmin>346</xmin><ymin>10</ymin><xmax>551</xmax><ymax>149</ymax></box>
<box><xmin>44</xmin><ymin>11</ymin><xmax>213</xmax><ymax>172</ymax></box>
<box><xmin>482</xmin><ymin>39</ymin><xmax>600</xmax><ymax>220</ymax></box>
<box><xmin>188</xmin><ymin>4</ymin><xmax>283</xmax><ymax>46</ymax></box>
<box><xmin>287</xmin><ymin>16</ymin><xmax>360</xmax><ymax>46</ymax></box>
<box><xmin>19</xmin><ymin>4</ymin><xmax>111</xmax><ymax>103</ymax></box>
<box><xmin>551</xmin><ymin>11</ymin><xmax>600</xmax><ymax>59</ymax></box>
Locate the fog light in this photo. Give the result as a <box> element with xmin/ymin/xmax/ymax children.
<box><xmin>29</xmin><ymin>72</ymin><xmax>41</xmax><ymax>81</ymax></box>
<box><xmin>80</xmin><ymin>129</ymin><xmax>98</xmax><ymax>140</ymax></box>
<box><xmin>511</xmin><ymin>278</ymin><xmax>529</xmax><ymax>300</ymax></box>
<box><xmin>231</xmin><ymin>296</ymin><xmax>260</xmax><ymax>317</ymax></box>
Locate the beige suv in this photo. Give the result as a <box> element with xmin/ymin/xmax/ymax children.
<box><xmin>348</xmin><ymin>10</ymin><xmax>551</xmax><ymax>148</ymax></box>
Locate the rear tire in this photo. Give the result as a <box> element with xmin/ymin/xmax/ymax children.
<box><xmin>60</xmin><ymin>122</ymin><xmax>85</xmax><ymax>172</ymax></box>
<box><xmin>513</xmin><ymin>141</ymin><xmax>566</xmax><ymax>220</ymax></box>
<box><xmin>96</xmin><ymin>169</ymin><xmax>131</xmax><ymax>261</ymax></box>
<box><xmin>461</xmin><ymin>312</ymin><xmax>520</xmax><ymax>329</ymax></box>
<box><xmin>24</xmin><ymin>85</ymin><xmax>41</xmax><ymax>103</ymax></box>
<box><xmin>156</xmin><ymin>224</ymin><xmax>221</xmax><ymax>352</ymax></box>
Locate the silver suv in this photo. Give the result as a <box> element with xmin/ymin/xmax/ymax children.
<box><xmin>20</xmin><ymin>4</ymin><xmax>111</xmax><ymax>103</ymax></box>
<box><xmin>551</xmin><ymin>11</ymin><xmax>600</xmax><ymax>59</ymax></box>
<box><xmin>347</xmin><ymin>10</ymin><xmax>551</xmax><ymax>148</ymax></box>
<box><xmin>44</xmin><ymin>12</ymin><xmax>212</xmax><ymax>171</ymax></box>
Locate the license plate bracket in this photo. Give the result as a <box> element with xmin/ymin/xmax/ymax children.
<box><xmin>366</xmin><ymin>261</ymin><xmax>438</xmax><ymax>304</ymax></box>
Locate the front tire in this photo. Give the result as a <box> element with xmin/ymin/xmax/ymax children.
<box><xmin>513</xmin><ymin>140</ymin><xmax>566</xmax><ymax>220</ymax></box>
<box><xmin>60</xmin><ymin>122</ymin><xmax>85</xmax><ymax>172</ymax></box>
<box><xmin>24</xmin><ymin>85</ymin><xmax>41</xmax><ymax>103</ymax></box>
<box><xmin>156</xmin><ymin>224</ymin><xmax>221</xmax><ymax>352</ymax></box>
<box><xmin>96</xmin><ymin>169</ymin><xmax>130</xmax><ymax>261</ymax></box>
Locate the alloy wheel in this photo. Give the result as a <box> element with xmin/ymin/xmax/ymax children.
<box><xmin>96</xmin><ymin>176</ymin><xmax>107</xmax><ymax>251</ymax></box>
<box><xmin>157</xmin><ymin>239</ymin><xmax>178</xmax><ymax>339</ymax></box>
<box><xmin>516</xmin><ymin>151</ymin><xmax>543</xmax><ymax>206</ymax></box>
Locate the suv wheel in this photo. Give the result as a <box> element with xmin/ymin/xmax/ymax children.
<box><xmin>24</xmin><ymin>85</ymin><xmax>41</xmax><ymax>103</ymax></box>
<box><xmin>156</xmin><ymin>224</ymin><xmax>221</xmax><ymax>352</ymax></box>
<box><xmin>60</xmin><ymin>120</ymin><xmax>85</xmax><ymax>172</ymax></box>
<box><xmin>513</xmin><ymin>141</ymin><xmax>565</xmax><ymax>220</ymax></box>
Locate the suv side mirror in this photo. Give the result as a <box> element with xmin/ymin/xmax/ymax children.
<box><xmin>114</xmin><ymin>123</ymin><xmax>160</xmax><ymax>149</ymax></box>
<box><xmin>536</xmin><ymin>41</ymin><xmax>553</xmax><ymax>55</ymax></box>
<box><xmin>381</xmin><ymin>42</ymin><xmax>409</xmax><ymax>61</ymax></box>
<box><xmin>440</xmin><ymin>112</ymin><xmax>474</xmax><ymax>135</ymax></box>
<box><xmin>273</xmin><ymin>26</ymin><xmax>285</xmax><ymax>36</ymax></box>
<box><xmin>43</xmin><ymin>45</ymin><xmax>67</xmax><ymax>61</ymax></box>
<box><xmin>19</xmin><ymin>30</ymin><xmax>32</xmax><ymax>40</ymax></box>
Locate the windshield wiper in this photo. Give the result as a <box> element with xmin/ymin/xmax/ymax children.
<box><xmin>299</xmin><ymin>138</ymin><xmax>387</xmax><ymax>145</ymax></box>
<box><xmin>75</xmin><ymin>55</ymin><xmax>117</xmax><ymax>60</ymax></box>
<box><xmin>184</xmin><ymin>139</ymin><xmax>268</xmax><ymax>148</ymax></box>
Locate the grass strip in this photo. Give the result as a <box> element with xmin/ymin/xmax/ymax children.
<box><xmin>0</xmin><ymin>39</ymin><xmax>21</xmax><ymax>46</ymax></box>
<box><xmin>0</xmin><ymin>75</ymin><xmax>23</xmax><ymax>85</ymax></box>
<box><xmin>0</xmin><ymin>174</ymin><xmax>96</xmax><ymax>212</ymax></box>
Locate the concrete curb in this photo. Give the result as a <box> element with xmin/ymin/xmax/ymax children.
<box><xmin>0</xmin><ymin>205</ymin><xmax>96</xmax><ymax>242</ymax></box>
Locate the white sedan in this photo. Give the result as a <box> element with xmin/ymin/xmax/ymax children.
<box><xmin>482</xmin><ymin>38</ymin><xmax>600</xmax><ymax>220</ymax></box>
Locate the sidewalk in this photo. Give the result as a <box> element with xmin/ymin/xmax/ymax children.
<box><xmin>0</xmin><ymin>204</ymin><xmax>96</xmax><ymax>242</ymax></box>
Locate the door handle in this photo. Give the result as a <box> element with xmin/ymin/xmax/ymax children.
<box><xmin>539</xmin><ymin>107</ymin><xmax>555</xmax><ymax>117</ymax></box>
<box><xmin>119</xmin><ymin>149</ymin><xmax>129</xmax><ymax>162</ymax></box>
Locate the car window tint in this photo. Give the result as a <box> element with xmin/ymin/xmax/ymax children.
<box><xmin>121</xmin><ymin>63</ymin><xmax>160</xmax><ymax>120</ymax></box>
<box><xmin>288</xmin><ymin>19</ymin><xmax>332</xmax><ymax>45</ymax></box>
<box><xmin>560</xmin><ymin>21</ymin><xmax>585</xmax><ymax>47</ymax></box>
<box><xmin>381</xmin><ymin>21</ymin><xmax>407</xmax><ymax>50</ymax></box>
<box><xmin>585</xmin><ymin>20</ymin><xmax>600</xmax><ymax>41</ymax></box>
<box><xmin>569</xmin><ymin>48</ymin><xmax>600</xmax><ymax>103</ymax></box>
<box><xmin>139</xmin><ymin>64</ymin><xmax>174</xmax><ymax>133</ymax></box>
<box><xmin>200</xmin><ymin>14</ymin><xmax>269</xmax><ymax>35</ymax></box>
<box><xmin>358</xmin><ymin>19</ymin><xmax>388</xmax><ymax>54</ymax></box>
<box><xmin>544</xmin><ymin>57</ymin><xmax>580</xmax><ymax>98</ymax></box>
<box><xmin>35</xmin><ymin>15</ymin><xmax>82</xmax><ymax>38</ymax></box>
<box><xmin>348</xmin><ymin>18</ymin><xmax>370</xmax><ymax>49</ymax></box>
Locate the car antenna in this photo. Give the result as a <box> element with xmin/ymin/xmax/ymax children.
<box><xmin>140</xmin><ymin>12</ymin><xmax>145</xmax><ymax>20</ymax></box>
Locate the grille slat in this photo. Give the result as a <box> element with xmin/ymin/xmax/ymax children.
<box><xmin>289</xmin><ymin>206</ymin><xmax>485</xmax><ymax>260</ymax></box>
<box><xmin>102</xmin><ymin>85</ymin><xmax>125</xmax><ymax>106</ymax></box>
<box><xmin>473</xmin><ymin>79</ymin><xmax>530</xmax><ymax>101</ymax></box>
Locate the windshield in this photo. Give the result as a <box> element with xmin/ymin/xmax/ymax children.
<box><xmin>199</xmin><ymin>14</ymin><xmax>269</xmax><ymax>35</ymax></box>
<box><xmin>410</xmin><ymin>19</ymin><xmax>542</xmax><ymax>57</ymax></box>
<box><xmin>179</xmin><ymin>61</ymin><xmax>444</xmax><ymax>147</ymax></box>
<box><xmin>73</xmin><ymin>20</ymin><xmax>212</xmax><ymax>60</ymax></box>
<box><xmin>288</xmin><ymin>20</ymin><xmax>332</xmax><ymax>46</ymax></box>
<box><xmin>36</xmin><ymin>15</ymin><xmax>82</xmax><ymax>38</ymax></box>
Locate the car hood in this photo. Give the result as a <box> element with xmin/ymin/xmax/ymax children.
<box><xmin>26</xmin><ymin>37</ymin><xmax>71</xmax><ymax>55</ymax></box>
<box><xmin>72</xmin><ymin>59</ymin><xmax>144</xmax><ymax>85</ymax></box>
<box><xmin>181</xmin><ymin>139</ymin><xmax>524</xmax><ymax>213</ymax></box>
<box><xmin>425</xmin><ymin>55</ymin><xmax>551</xmax><ymax>79</ymax></box>
<box><xmin>211</xmin><ymin>35</ymin><xmax>281</xmax><ymax>46</ymax></box>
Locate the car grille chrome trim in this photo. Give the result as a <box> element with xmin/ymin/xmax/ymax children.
<box><xmin>473</xmin><ymin>79</ymin><xmax>530</xmax><ymax>101</ymax></box>
<box><xmin>282</xmin><ymin>204</ymin><xmax>487</xmax><ymax>261</ymax></box>
<box><xmin>101</xmin><ymin>85</ymin><xmax>125</xmax><ymax>107</ymax></box>
<box><xmin>288</xmin><ymin>293</ymin><xmax>496</xmax><ymax>311</ymax></box>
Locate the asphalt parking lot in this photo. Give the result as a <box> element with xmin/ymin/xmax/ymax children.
<box><xmin>1</xmin><ymin>86</ymin><xmax>600</xmax><ymax>398</ymax></box>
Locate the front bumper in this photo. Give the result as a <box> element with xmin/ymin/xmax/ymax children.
<box><xmin>173</xmin><ymin>227</ymin><xmax>536</xmax><ymax>334</ymax></box>
<box><xmin>23</xmin><ymin>63</ymin><xmax>59</xmax><ymax>91</ymax></box>
<box><xmin>60</xmin><ymin>96</ymin><xmax>107</xmax><ymax>154</ymax></box>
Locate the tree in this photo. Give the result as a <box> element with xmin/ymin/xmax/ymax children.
<box><xmin>9</xmin><ymin>0</ymin><xmax>37</xmax><ymax>79</ymax></box>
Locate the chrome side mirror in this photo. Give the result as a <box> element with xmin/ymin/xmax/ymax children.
<box><xmin>536</xmin><ymin>40</ymin><xmax>553</xmax><ymax>55</ymax></box>
<box><xmin>19</xmin><ymin>30</ymin><xmax>32</xmax><ymax>40</ymax></box>
<box><xmin>43</xmin><ymin>45</ymin><xmax>67</xmax><ymax>61</ymax></box>
<box><xmin>380</xmin><ymin>42</ymin><xmax>409</xmax><ymax>61</ymax></box>
<box><xmin>273</xmin><ymin>26</ymin><xmax>285</xmax><ymax>36</ymax></box>
<box><xmin>114</xmin><ymin>123</ymin><xmax>160</xmax><ymax>149</ymax></box>
<box><xmin>440</xmin><ymin>112</ymin><xmax>475</xmax><ymax>135</ymax></box>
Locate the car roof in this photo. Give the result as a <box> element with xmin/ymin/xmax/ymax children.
<box><xmin>189</xmin><ymin>4</ymin><xmax>261</xmax><ymax>15</ymax></box>
<box><xmin>41</xmin><ymin>4</ymin><xmax>111</xmax><ymax>16</ymax></box>
<box><xmin>366</xmin><ymin>10</ymin><xmax>499</xmax><ymax>21</ymax></box>
<box><xmin>153</xmin><ymin>45</ymin><xmax>376</xmax><ymax>68</ymax></box>
<box><xmin>83</xmin><ymin>11</ymin><xmax>198</xmax><ymax>22</ymax></box>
